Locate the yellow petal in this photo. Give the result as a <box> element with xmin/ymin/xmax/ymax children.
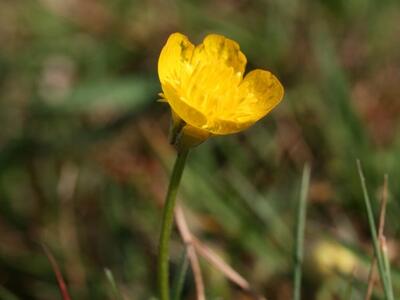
<box><xmin>199</xmin><ymin>70</ymin><xmax>284</xmax><ymax>135</ymax></box>
<box><xmin>236</xmin><ymin>69</ymin><xmax>284</xmax><ymax>122</ymax></box>
<box><xmin>191</xmin><ymin>34</ymin><xmax>247</xmax><ymax>76</ymax></box>
<box><xmin>169</xmin><ymin>105</ymin><xmax>211</xmax><ymax>150</ymax></box>
<box><xmin>157</xmin><ymin>33</ymin><xmax>284</xmax><ymax>142</ymax></box>
<box><xmin>158</xmin><ymin>33</ymin><xmax>194</xmax><ymax>87</ymax></box>
<box><xmin>180</xmin><ymin>57</ymin><xmax>241</xmax><ymax>119</ymax></box>
<box><xmin>202</xmin><ymin>118</ymin><xmax>253</xmax><ymax>135</ymax></box>
<box><xmin>162</xmin><ymin>81</ymin><xmax>208</xmax><ymax>129</ymax></box>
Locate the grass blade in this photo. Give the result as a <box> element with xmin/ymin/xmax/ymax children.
<box><xmin>381</xmin><ymin>237</ymin><xmax>393</xmax><ymax>297</ymax></box>
<box><xmin>42</xmin><ymin>244</ymin><xmax>72</xmax><ymax>300</ymax></box>
<box><xmin>343</xmin><ymin>269</ymin><xmax>357</xmax><ymax>300</ymax></box>
<box><xmin>365</xmin><ymin>174</ymin><xmax>390</xmax><ymax>299</ymax></box>
<box><xmin>174</xmin><ymin>206</ymin><xmax>205</xmax><ymax>300</ymax></box>
<box><xmin>293</xmin><ymin>164</ymin><xmax>311</xmax><ymax>300</ymax></box>
<box><xmin>0</xmin><ymin>285</ymin><xmax>19</xmax><ymax>300</ymax></box>
<box><xmin>356</xmin><ymin>160</ymin><xmax>394</xmax><ymax>300</ymax></box>
<box><xmin>104</xmin><ymin>268</ymin><xmax>124</xmax><ymax>300</ymax></box>
<box><xmin>171</xmin><ymin>250</ymin><xmax>189</xmax><ymax>300</ymax></box>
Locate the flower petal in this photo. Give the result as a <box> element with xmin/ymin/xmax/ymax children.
<box><xmin>237</xmin><ymin>69</ymin><xmax>284</xmax><ymax>122</ymax></box>
<box><xmin>162</xmin><ymin>81</ymin><xmax>208</xmax><ymax>129</ymax></box>
<box><xmin>202</xmin><ymin>70</ymin><xmax>284</xmax><ymax>135</ymax></box>
<box><xmin>158</xmin><ymin>33</ymin><xmax>284</xmax><ymax>139</ymax></box>
<box><xmin>191</xmin><ymin>34</ymin><xmax>247</xmax><ymax>76</ymax></box>
<box><xmin>158</xmin><ymin>33</ymin><xmax>194</xmax><ymax>87</ymax></box>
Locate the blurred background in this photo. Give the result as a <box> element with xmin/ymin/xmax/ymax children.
<box><xmin>1</xmin><ymin>0</ymin><xmax>400</xmax><ymax>299</ymax></box>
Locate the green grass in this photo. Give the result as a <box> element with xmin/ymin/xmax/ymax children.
<box><xmin>0</xmin><ymin>0</ymin><xmax>400</xmax><ymax>299</ymax></box>
<box><xmin>293</xmin><ymin>164</ymin><xmax>311</xmax><ymax>300</ymax></box>
<box><xmin>357</xmin><ymin>160</ymin><xmax>394</xmax><ymax>299</ymax></box>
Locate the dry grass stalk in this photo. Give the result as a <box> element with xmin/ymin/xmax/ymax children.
<box><xmin>365</xmin><ymin>174</ymin><xmax>389</xmax><ymax>300</ymax></box>
<box><xmin>42</xmin><ymin>244</ymin><xmax>72</xmax><ymax>300</ymax></box>
<box><xmin>175</xmin><ymin>205</ymin><xmax>206</xmax><ymax>300</ymax></box>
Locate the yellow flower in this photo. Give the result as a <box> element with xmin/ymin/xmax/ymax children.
<box><xmin>313</xmin><ymin>240</ymin><xmax>358</xmax><ymax>276</ymax></box>
<box><xmin>158</xmin><ymin>32</ymin><xmax>284</xmax><ymax>149</ymax></box>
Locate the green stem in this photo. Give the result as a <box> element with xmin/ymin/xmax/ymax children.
<box><xmin>158</xmin><ymin>149</ymin><xmax>189</xmax><ymax>300</ymax></box>
<box><xmin>293</xmin><ymin>164</ymin><xmax>310</xmax><ymax>300</ymax></box>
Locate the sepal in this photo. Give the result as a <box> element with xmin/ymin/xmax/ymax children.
<box><xmin>169</xmin><ymin>111</ymin><xmax>210</xmax><ymax>152</ymax></box>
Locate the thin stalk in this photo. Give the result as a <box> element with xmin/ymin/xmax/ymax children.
<box><xmin>175</xmin><ymin>206</ymin><xmax>205</xmax><ymax>300</ymax></box>
<box><xmin>171</xmin><ymin>250</ymin><xmax>189</xmax><ymax>300</ymax></box>
<box><xmin>105</xmin><ymin>268</ymin><xmax>124</xmax><ymax>300</ymax></box>
<box><xmin>158</xmin><ymin>149</ymin><xmax>189</xmax><ymax>300</ymax></box>
<box><xmin>343</xmin><ymin>269</ymin><xmax>357</xmax><ymax>300</ymax></box>
<box><xmin>293</xmin><ymin>164</ymin><xmax>311</xmax><ymax>300</ymax></box>
<box><xmin>356</xmin><ymin>160</ymin><xmax>394</xmax><ymax>300</ymax></box>
<box><xmin>42</xmin><ymin>244</ymin><xmax>72</xmax><ymax>300</ymax></box>
<box><xmin>381</xmin><ymin>237</ymin><xmax>393</xmax><ymax>297</ymax></box>
<box><xmin>365</xmin><ymin>174</ymin><xmax>389</xmax><ymax>300</ymax></box>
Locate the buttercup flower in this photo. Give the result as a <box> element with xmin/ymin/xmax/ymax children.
<box><xmin>312</xmin><ymin>240</ymin><xmax>359</xmax><ymax>276</ymax></box>
<box><xmin>158</xmin><ymin>33</ymin><xmax>284</xmax><ymax>149</ymax></box>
